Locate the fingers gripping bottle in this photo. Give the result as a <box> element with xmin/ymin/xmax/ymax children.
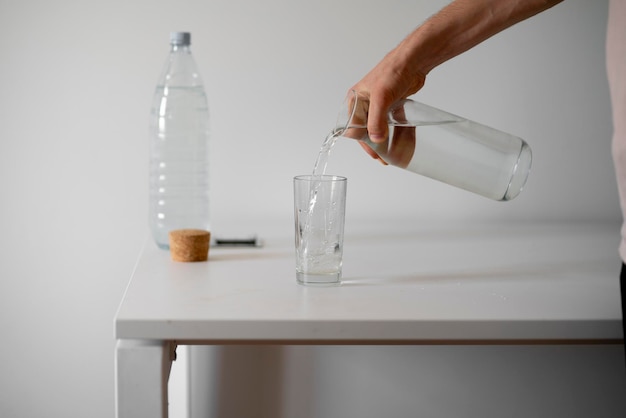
<box><xmin>149</xmin><ymin>32</ymin><xmax>210</xmax><ymax>249</ymax></box>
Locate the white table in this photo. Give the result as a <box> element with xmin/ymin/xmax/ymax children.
<box><xmin>114</xmin><ymin>221</ymin><xmax>624</xmax><ymax>418</ymax></box>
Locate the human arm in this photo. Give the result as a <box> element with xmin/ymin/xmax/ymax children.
<box><xmin>352</xmin><ymin>0</ymin><xmax>564</xmax><ymax>160</ymax></box>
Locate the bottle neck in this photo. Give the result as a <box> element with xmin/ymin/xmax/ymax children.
<box><xmin>160</xmin><ymin>43</ymin><xmax>202</xmax><ymax>87</ymax></box>
<box><xmin>170</xmin><ymin>44</ymin><xmax>191</xmax><ymax>53</ymax></box>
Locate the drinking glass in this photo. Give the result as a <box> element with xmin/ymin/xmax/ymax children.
<box><xmin>294</xmin><ymin>175</ymin><xmax>347</xmax><ymax>286</ymax></box>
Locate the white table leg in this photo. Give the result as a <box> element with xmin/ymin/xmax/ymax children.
<box><xmin>115</xmin><ymin>339</ymin><xmax>177</xmax><ymax>418</ymax></box>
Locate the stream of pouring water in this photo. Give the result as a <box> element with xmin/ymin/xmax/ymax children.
<box><xmin>309</xmin><ymin>129</ymin><xmax>342</xmax><ymax>208</ymax></box>
<box><xmin>300</xmin><ymin>129</ymin><xmax>343</xmax><ymax>258</ymax></box>
<box><xmin>313</xmin><ymin>129</ymin><xmax>342</xmax><ymax>175</ymax></box>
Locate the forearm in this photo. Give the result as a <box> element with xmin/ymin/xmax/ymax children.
<box><xmin>350</xmin><ymin>0</ymin><xmax>564</xmax><ymax>144</ymax></box>
<box><xmin>403</xmin><ymin>0</ymin><xmax>564</xmax><ymax>77</ymax></box>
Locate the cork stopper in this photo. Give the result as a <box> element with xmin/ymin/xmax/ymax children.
<box><xmin>168</xmin><ymin>229</ymin><xmax>211</xmax><ymax>262</ymax></box>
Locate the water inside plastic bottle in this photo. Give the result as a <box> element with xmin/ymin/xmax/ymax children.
<box><xmin>149</xmin><ymin>85</ymin><xmax>210</xmax><ymax>248</ymax></box>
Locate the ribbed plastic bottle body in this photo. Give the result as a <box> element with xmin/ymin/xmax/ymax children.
<box><xmin>149</xmin><ymin>41</ymin><xmax>210</xmax><ymax>249</ymax></box>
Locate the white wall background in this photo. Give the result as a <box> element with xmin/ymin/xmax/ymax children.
<box><xmin>0</xmin><ymin>0</ymin><xmax>620</xmax><ymax>417</ymax></box>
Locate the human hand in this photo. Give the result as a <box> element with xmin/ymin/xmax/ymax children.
<box><xmin>339</xmin><ymin>90</ymin><xmax>417</xmax><ymax>168</ymax></box>
<box><xmin>350</xmin><ymin>46</ymin><xmax>426</xmax><ymax>142</ymax></box>
<box><xmin>349</xmin><ymin>45</ymin><xmax>426</xmax><ymax>163</ymax></box>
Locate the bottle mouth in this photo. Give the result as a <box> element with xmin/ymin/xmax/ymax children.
<box><xmin>335</xmin><ymin>90</ymin><xmax>366</xmax><ymax>134</ymax></box>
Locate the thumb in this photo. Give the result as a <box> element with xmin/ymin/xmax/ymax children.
<box><xmin>367</xmin><ymin>98</ymin><xmax>389</xmax><ymax>143</ymax></box>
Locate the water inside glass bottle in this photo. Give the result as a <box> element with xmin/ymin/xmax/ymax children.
<box><xmin>332</xmin><ymin>92</ymin><xmax>531</xmax><ymax>201</ymax></box>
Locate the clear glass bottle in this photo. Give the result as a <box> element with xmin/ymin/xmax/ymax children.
<box><xmin>149</xmin><ymin>32</ymin><xmax>210</xmax><ymax>249</ymax></box>
<box><xmin>335</xmin><ymin>91</ymin><xmax>531</xmax><ymax>201</ymax></box>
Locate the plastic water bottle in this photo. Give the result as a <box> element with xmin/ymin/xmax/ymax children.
<box><xmin>149</xmin><ymin>32</ymin><xmax>210</xmax><ymax>249</ymax></box>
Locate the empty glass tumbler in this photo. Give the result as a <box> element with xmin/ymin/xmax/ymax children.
<box><xmin>335</xmin><ymin>91</ymin><xmax>531</xmax><ymax>201</ymax></box>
